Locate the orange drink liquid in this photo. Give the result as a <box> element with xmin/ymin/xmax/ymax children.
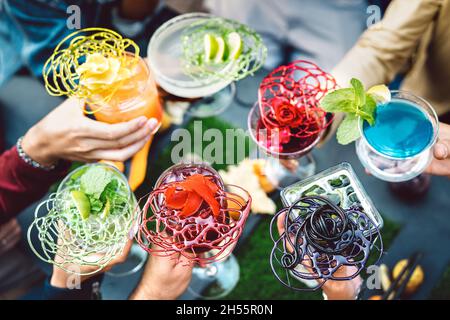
<box><xmin>91</xmin><ymin>55</ymin><xmax>163</xmax><ymax>190</ymax></box>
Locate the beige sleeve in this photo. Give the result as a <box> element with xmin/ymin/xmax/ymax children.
<box><xmin>331</xmin><ymin>0</ymin><xmax>443</xmax><ymax>88</ymax></box>
<box><xmin>320</xmin><ymin>0</ymin><xmax>443</xmax><ymax>145</ymax></box>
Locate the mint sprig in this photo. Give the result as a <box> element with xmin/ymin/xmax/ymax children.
<box><xmin>321</xmin><ymin>78</ymin><xmax>377</xmax><ymax>145</ymax></box>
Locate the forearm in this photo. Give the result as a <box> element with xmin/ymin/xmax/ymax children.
<box><xmin>332</xmin><ymin>0</ymin><xmax>443</xmax><ymax>87</ymax></box>
<box><xmin>0</xmin><ymin>145</ymin><xmax>69</xmax><ymax>223</ymax></box>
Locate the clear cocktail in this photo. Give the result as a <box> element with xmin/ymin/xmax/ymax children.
<box><xmin>147</xmin><ymin>13</ymin><xmax>266</xmax><ymax>117</ymax></box>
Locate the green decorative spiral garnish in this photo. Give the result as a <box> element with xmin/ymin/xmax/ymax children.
<box><xmin>27</xmin><ymin>164</ymin><xmax>137</xmax><ymax>275</ymax></box>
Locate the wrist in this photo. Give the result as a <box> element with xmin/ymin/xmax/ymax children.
<box><xmin>21</xmin><ymin>126</ymin><xmax>58</xmax><ymax>167</ymax></box>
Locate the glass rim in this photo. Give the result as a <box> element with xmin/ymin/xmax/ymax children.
<box><xmin>358</xmin><ymin>90</ymin><xmax>439</xmax><ymax>160</ymax></box>
<box><xmin>154</xmin><ymin>162</ymin><xmax>225</xmax><ymax>189</ymax></box>
<box><xmin>146</xmin><ymin>12</ymin><xmax>236</xmax><ymax>90</ymax></box>
<box><xmin>247</xmin><ymin>102</ymin><xmax>324</xmax><ymax>158</ymax></box>
<box><xmin>57</xmin><ymin>163</ymin><xmax>132</xmax><ymax>197</ymax></box>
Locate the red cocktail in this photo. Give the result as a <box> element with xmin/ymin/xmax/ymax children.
<box><xmin>137</xmin><ymin>163</ymin><xmax>251</xmax><ymax>298</ymax></box>
<box><xmin>248</xmin><ymin>60</ymin><xmax>337</xmax><ymax>189</ymax></box>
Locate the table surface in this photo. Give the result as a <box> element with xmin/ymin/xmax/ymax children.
<box><xmin>1</xmin><ymin>68</ymin><xmax>449</xmax><ymax>300</ymax></box>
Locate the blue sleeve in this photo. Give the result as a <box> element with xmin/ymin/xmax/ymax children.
<box><xmin>22</xmin><ymin>274</ymin><xmax>104</xmax><ymax>300</ymax></box>
<box><xmin>4</xmin><ymin>0</ymin><xmax>81</xmax><ymax>78</ymax></box>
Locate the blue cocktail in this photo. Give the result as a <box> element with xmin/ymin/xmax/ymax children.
<box><xmin>356</xmin><ymin>91</ymin><xmax>439</xmax><ymax>182</ymax></box>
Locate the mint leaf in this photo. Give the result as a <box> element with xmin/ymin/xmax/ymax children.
<box><xmin>80</xmin><ymin>167</ymin><xmax>113</xmax><ymax>198</ymax></box>
<box><xmin>320</xmin><ymin>88</ymin><xmax>356</xmax><ymax>113</ymax></box>
<box><xmin>350</xmin><ymin>78</ymin><xmax>366</xmax><ymax>107</ymax></box>
<box><xmin>89</xmin><ymin>197</ymin><xmax>104</xmax><ymax>215</ymax></box>
<box><xmin>360</xmin><ymin>94</ymin><xmax>377</xmax><ymax>126</ymax></box>
<box><xmin>336</xmin><ymin>114</ymin><xmax>361</xmax><ymax>145</ymax></box>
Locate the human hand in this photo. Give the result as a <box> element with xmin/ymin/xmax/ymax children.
<box><xmin>130</xmin><ymin>245</ymin><xmax>193</xmax><ymax>300</ymax></box>
<box><xmin>425</xmin><ymin>122</ymin><xmax>450</xmax><ymax>177</ymax></box>
<box><xmin>50</xmin><ymin>239</ymin><xmax>133</xmax><ymax>289</ymax></box>
<box><xmin>21</xmin><ymin>98</ymin><xmax>159</xmax><ymax>166</ymax></box>
<box><xmin>0</xmin><ymin>219</ymin><xmax>22</xmax><ymax>256</ymax></box>
<box><xmin>276</xmin><ymin>212</ymin><xmax>361</xmax><ymax>300</ymax></box>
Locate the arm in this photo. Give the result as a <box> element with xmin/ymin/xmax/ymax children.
<box><xmin>0</xmin><ymin>146</ymin><xmax>69</xmax><ymax>224</ymax></box>
<box><xmin>0</xmin><ymin>98</ymin><xmax>158</xmax><ymax>223</ymax></box>
<box><xmin>130</xmin><ymin>246</ymin><xmax>193</xmax><ymax>300</ymax></box>
<box><xmin>321</xmin><ymin>0</ymin><xmax>443</xmax><ymax>144</ymax></box>
<box><xmin>332</xmin><ymin>0</ymin><xmax>443</xmax><ymax>88</ymax></box>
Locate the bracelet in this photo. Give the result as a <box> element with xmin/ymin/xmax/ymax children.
<box><xmin>16</xmin><ymin>136</ymin><xmax>57</xmax><ymax>171</ymax></box>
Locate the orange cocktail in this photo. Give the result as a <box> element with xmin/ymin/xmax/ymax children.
<box><xmin>92</xmin><ymin>55</ymin><xmax>163</xmax><ymax>190</ymax></box>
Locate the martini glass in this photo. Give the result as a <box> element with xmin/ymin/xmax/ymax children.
<box><xmin>248</xmin><ymin>60</ymin><xmax>337</xmax><ymax>190</ymax></box>
<box><xmin>27</xmin><ymin>163</ymin><xmax>143</xmax><ymax>276</ymax></box>
<box><xmin>271</xmin><ymin>162</ymin><xmax>383</xmax><ymax>295</ymax></box>
<box><xmin>147</xmin><ymin>12</ymin><xmax>266</xmax><ymax>118</ymax></box>
<box><xmin>355</xmin><ymin>91</ymin><xmax>439</xmax><ymax>182</ymax></box>
<box><xmin>136</xmin><ymin>163</ymin><xmax>252</xmax><ymax>299</ymax></box>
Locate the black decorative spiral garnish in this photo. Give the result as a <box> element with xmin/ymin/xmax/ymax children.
<box><xmin>270</xmin><ymin>195</ymin><xmax>383</xmax><ymax>291</ymax></box>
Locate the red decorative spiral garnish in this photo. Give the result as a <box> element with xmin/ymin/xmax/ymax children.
<box><xmin>136</xmin><ymin>164</ymin><xmax>251</xmax><ymax>265</ymax></box>
<box><xmin>257</xmin><ymin>60</ymin><xmax>337</xmax><ymax>154</ymax></box>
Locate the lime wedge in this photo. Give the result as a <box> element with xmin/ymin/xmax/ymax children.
<box><xmin>367</xmin><ymin>84</ymin><xmax>391</xmax><ymax>104</ymax></box>
<box><xmin>213</xmin><ymin>36</ymin><xmax>226</xmax><ymax>64</ymax></box>
<box><xmin>204</xmin><ymin>34</ymin><xmax>219</xmax><ymax>63</ymax></box>
<box><xmin>71</xmin><ymin>190</ymin><xmax>91</xmax><ymax>220</ymax></box>
<box><xmin>101</xmin><ymin>199</ymin><xmax>111</xmax><ymax>220</ymax></box>
<box><xmin>225</xmin><ymin>32</ymin><xmax>243</xmax><ymax>60</ymax></box>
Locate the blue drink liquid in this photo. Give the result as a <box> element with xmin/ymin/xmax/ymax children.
<box><xmin>362</xmin><ymin>98</ymin><xmax>434</xmax><ymax>158</ymax></box>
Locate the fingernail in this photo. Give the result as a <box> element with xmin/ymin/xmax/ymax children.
<box><xmin>147</xmin><ymin>118</ymin><xmax>158</xmax><ymax>130</ymax></box>
<box><xmin>435</xmin><ymin>143</ymin><xmax>449</xmax><ymax>159</ymax></box>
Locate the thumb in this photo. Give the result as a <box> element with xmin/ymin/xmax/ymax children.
<box><xmin>434</xmin><ymin>142</ymin><xmax>449</xmax><ymax>160</ymax></box>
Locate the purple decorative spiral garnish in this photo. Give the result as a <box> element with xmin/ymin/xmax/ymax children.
<box><xmin>270</xmin><ymin>195</ymin><xmax>383</xmax><ymax>291</ymax></box>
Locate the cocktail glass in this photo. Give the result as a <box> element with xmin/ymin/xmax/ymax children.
<box><xmin>147</xmin><ymin>13</ymin><xmax>266</xmax><ymax>118</ymax></box>
<box><xmin>356</xmin><ymin>91</ymin><xmax>439</xmax><ymax>182</ymax></box>
<box><xmin>136</xmin><ymin>163</ymin><xmax>252</xmax><ymax>299</ymax></box>
<box><xmin>27</xmin><ymin>163</ymin><xmax>144</xmax><ymax>276</ymax></box>
<box><xmin>43</xmin><ymin>28</ymin><xmax>163</xmax><ymax>191</ymax></box>
<box><xmin>271</xmin><ymin>162</ymin><xmax>383</xmax><ymax>294</ymax></box>
<box><xmin>90</xmin><ymin>53</ymin><xmax>163</xmax><ymax>191</ymax></box>
<box><xmin>247</xmin><ymin>60</ymin><xmax>337</xmax><ymax>189</ymax></box>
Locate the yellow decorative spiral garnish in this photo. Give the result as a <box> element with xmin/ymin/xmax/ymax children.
<box><xmin>42</xmin><ymin>28</ymin><xmax>140</xmax><ymax>113</ymax></box>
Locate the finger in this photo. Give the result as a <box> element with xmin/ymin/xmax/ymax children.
<box><xmin>83</xmin><ymin>116</ymin><xmax>148</xmax><ymax>140</ymax></box>
<box><xmin>433</xmin><ymin>142</ymin><xmax>449</xmax><ymax>160</ymax></box>
<box><xmin>276</xmin><ymin>211</ymin><xmax>286</xmax><ymax>236</ymax></box>
<box><xmin>87</xmin><ymin>136</ymin><xmax>150</xmax><ymax>162</ymax></box>
<box><xmin>82</xmin><ymin>118</ymin><xmax>156</xmax><ymax>151</ymax></box>
<box><xmin>425</xmin><ymin>159</ymin><xmax>450</xmax><ymax>177</ymax></box>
